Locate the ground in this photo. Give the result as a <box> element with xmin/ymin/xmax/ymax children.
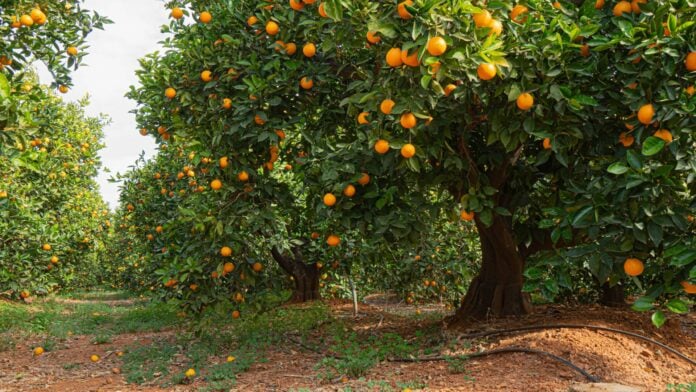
<box><xmin>0</xmin><ymin>291</ymin><xmax>693</xmax><ymax>392</ymax></box>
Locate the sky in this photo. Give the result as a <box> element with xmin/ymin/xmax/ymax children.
<box><xmin>38</xmin><ymin>0</ymin><xmax>169</xmax><ymax>209</ymax></box>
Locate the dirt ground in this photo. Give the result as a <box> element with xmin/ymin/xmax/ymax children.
<box><xmin>0</xmin><ymin>299</ymin><xmax>694</xmax><ymax>392</ymax></box>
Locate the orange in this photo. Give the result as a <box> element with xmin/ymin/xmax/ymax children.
<box><xmin>311</xmin><ymin>232</ymin><xmax>320</xmax><ymax>239</ymax></box>
<box><xmin>386</xmin><ymin>48</ymin><xmax>403</xmax><ymax>67</ymax></box>
<box><xmin>542</xmin><ymin>138</ymin><xmax>552</xmax><ymax>149</ymax></box>
<box><xmin>612</xmin><ymin>1</ymin><xmax>631</xmax><ymax>16</ymax></box>
<box><xmin>199</xmin><ymin>11</ymin><xmax>212</xmax><ymax>23</ymax></box>
<box><xmin>623</xmin><ymin>258</ymin><xmax>644</xmax><ymax>276</ymax></box>
<box><xmin>220</xmin><ymin>246</ymin><xmax>233</xmax><ymax>257</ymax></box>
<box><xmin>42</xmin><ymin>243</ymin><xmax>52</xmax><ymax>251</ymax></box>
<box><xmin>323</xmin><ymin>193</ymin><xmax>337</xmax><ymax>206</ymax></box>
<box><xmin>401</xmin><ymin>48</ymin><xmax>419</xmax><ymax>67</ymax></box>
<box><xmin>165</xmin><ymin>87</ymin><xmax>176</xmax><ymax>99</ymax></box>
<box><xmin>358</xmin><ymin>173</ymin><xmax>370</xmax><ymax>185</ymax></box>
<box><xmin>67</xmin><ymin>46</ymin><xmax>78</xmax><ymax>56</ymax></box>
<box><xmin>33</xmin><ymin>347</ymin><xmax>44</xmax><ymax>356</ymax></box>
<box><xmin>489</xmin><ymin>19</ymin><xmax>503</xmax><ymax>35</ymax></box>
<box><xmin>400</xmin><ymin>112</ymin><xmax>417</xmax><ymax>128</ymax></box>
<box><xmin>223</xmin><ymin>262</ymin><xmax>235</xmax><ymax>273</ymax></box>
<box><xmin>20</xmin><ymin>290</ymin><xmax>30</xmax><ymax>299</ymax></box>
<box><xmin>427</xmin><ymin>37</ymin><xmax>447</xmax><ymax>56</ymax></box>
<box><xmin>618</xmin><ymin>132</ymin><xmax>634</xmax><ymax>147</ymax></box>
<box><xmin>219</xmin><ymin>156</ymin><xmax>229</xmax><ymax>168</ymax></box>
<box><xmin>637</xmin><ymin>103</ymin><xmax>654</xmax><ymax>125</ymax></box>
<box><xmin>477</xmin><ymin>63</ymin><xmax>496</xmax><ymax>80</ymax></box>
<box><xmin>201</xmin><ymin>70</ymin><xmax>212</xmax><ymax>82</ymax></box>
<box><xmin>343</xmin><ymin>184</ymin><xmax>356</xmax><ymax>197</ymax></box>
<box><xmin>580</xmin><ymin>44</ymin><xmax>590</xmax><ymax>57</ymax></box>
<box><xmin>473</xmin><ymin>10</ymin><xmax>492</xmax><ymax>28</ymax></box>
<box><xmin>238</xmin><ymin>171</ymin><xmax>249</xmax><ymax>182</ymax></box>
<box><xmin>516</xmin><ymin>92</ymin><xmax>534</xmax><ymax>111</ymax></box>
<box><xmin>254</xmin><ymin>114</ymin><xmax>266</xmax><ymax>125</ymax></box>
<box><xmin>444</xmin><ymin>84</ymin><xmax>457</xmax><ymax>96</ymax></box>
<box><xmin>303</xmin><ymin>43</ymin><xmax>316</xmax><ymax>57</ymax></box>
<box><xmin>681</xmin><ymin>281</ymin><xmax>696</xmax><ymax>294</ymax></box>
<box><xmin>594</xmin><ymin>0</ymin><xmax>605</xmax><ymax>8</ymax></box>
<box><xmin>429</xmin><ymin>61</ymin><xmax>441</xmax><ymax>74</ymax></box>
<box><xmin>247</xmin><ymin>15</ymin><xmax>258</xmax><ymax>26</ymax></box>
<box><xmin>90</xmin><ymin>355</ymin><xmax>100</xmax><ymax>362</ymax></box>
<box><xmin>397</xmin><ymin>0</ymin><xmax>414</xmax><ymax>19</ymax></box>
<box><xmin>266</xmin><ymin>20</ymin><xmax>279</xmax><ymax>35</ymax></box>
<box><xmin>156</xmin><ymin>225</ymin><xmax>163</xmax><ymax>233</ymax></box>
<box><xmin>30</xmin><ymin>8</ymin><xmax>46</xmax><ymax>24</ymax></box>
<box><xmin>358</xmin><ymin>112</ymin><xmax>370</xmax><ymax>124</ymax></box>
<box><xmin>460</xmin><ymin>210</ymin><xmax>475</xmax><ymax>221</ymax></box>
<box><xmin>318</xmin><ymin>3</ymin><xmax>328</xmax><ymax>17</ymax></box>
<box><xmin>380</xmin><ymin>99</ymin><xmax>395</xmax><ymax>114</ymax></box>
<box><xmin>222</xmin><ymin>98</ymin><xmax>232</xmax><ymax>109</ymax></box>
<box><xmin>630</xmin><ymin>0</ymin><xmax>646</xmax><ymax>13</ymax></box>
<box><xmin>326</xmin><ymin>235</ymin><xmax>340</xmax><ymax>247</ymax></box>
<box><xmin>59</xmin><ymin>85</ymin><xmax>69</xmax><ymax>94</ymax></box>
<box><xmin>686</xmin><ymin>52</ymin><xmax>696</xmax><ymax>72</ymax></box>
<box><xmin>553</xmin><ymin>1</ymin><xmax>561</xmax><ymax>9</ymax></box>
<box><xmin>50</xmin><ymin>256</ymin><xmax>59</xmax><ymax>264</ymax></box>
<box><xmin>300</xmin><ymin>77</ymin><xmax>314</xmax><ymax>89</ymax></box>
<box><xmin>290</xmin><ymin>0</ymin><xmax>304</xmax><ymax>11</ymax></box>
<box><xmin>510</xmin><ymin>5</ymin><xmax>528</xmax><ymax>23</ymax></box>
<box><xmin>374</xmin><ymin>139</ymin><xmax>390</xmax><ymax>154</ymax></box>
<box><xmin>232</xmin><ymin>310</ymin><xmax>241</xmax><ymax>319</ymax></box>
<box><xmin>171</xmin><ymin>7</ymin><xmax>184</xmax><ymax>19</ymax></box>
<box><xmin>210</xmin><ymin>179</ymin><xmax>222</xmax><ymax>190</ymax></box>
<box><xmin>366</xmin><ymin>31</ymin><xmax>381</xmax><ymax>44</ymax></box>
<box><xmin>252</xmin><ymin>262</ymin><xmax>263</xmax><ymax>272</ymax></box>
<box><xmin>275</xmin><ymin>129</ymin><xmax>286</xmax><ymax>139</ymax></box>
<box><xmin>686</xmin><ymin>85</ymin><xmax>695</xmax><ymax>96</ymax></box>
<box><xmin>653</xmin><ymin>129</ymin><xmax>672</xmax><ymax>143</ymax></box>
<box><xmin>401</xmin><ymin>144</ymin><xmax>416</xmax><ymax>158</ymax></box>
<box><xmin>284</xmin><ymin>42</ymin><xmax>297</xmax><ymax>55</ymax></box>
<box><xmin>20</xmin><ymin>15</ymin><xmax>34</xmax><ymax>27</ymax></box>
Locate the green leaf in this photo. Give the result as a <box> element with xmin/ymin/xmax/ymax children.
<box><xmin>0</xmin><ymin>73</ymin><xmax>9</xmax><ymax>99</ymax></box>
<box><xmin>646</xmin><ymin>222</ymin><xmax>662</xmax><ymax>247</ymax></box>
<box><xmin>324</xmin><ymin>0</ymin><xmax>344</xmax><ymax>21</ymax></box>
<box><xmin>479</xmin><ymin>209</ymin><xmax>493</xmax><ymax>227</ymax></box>
<box><xmin>625</xmin><ymin>150</ymin><xmax>642</xmax><ymax>170</ymax></box>
<box><xmin>631</xmin><ymin>296</ymin><xmax>654</xmax><ymax>312</ymax></box>
<box><xmin>651</xmin><ymin>310</ymin><xmax>666</xmax><ymax>328</ymax></box>
<box><xmin>665</xmin><ymin>299</ymin><xmax>688</xmax><ymax>314</ymax></box>
<box><xmin>641</xmin><ymin>136</ymin><xmax>665</xmax><ymax>156</ymax></box>
<box><xmin>571</xmin><ymin>205</ymin><xmax>593</xmax><ymax>226</ymax></box>
<box><xmin>607</xmin><ymin>162</ymin><xmax>629</xmax><ymax>175</ymax></box>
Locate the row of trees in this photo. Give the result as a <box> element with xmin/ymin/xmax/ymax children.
<box><xmin>114</xmin><ymin>0</ymin><xmax>694</xmax><ymax>325</ymax></box>
<box><xmin>0</xmin><ymin>1</ymin><xmax>111</xmax><ymax>298</ymax></box>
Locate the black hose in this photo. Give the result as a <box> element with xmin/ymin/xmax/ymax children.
<box><xmin>459</xmin><ymin>324</ymin><xmax>696</xmax><ymax>367</ymax></box>
<box><xmin>388</xmin><ymin>347</ymin><xmax>599</xmax><ymax>382</ymax></box>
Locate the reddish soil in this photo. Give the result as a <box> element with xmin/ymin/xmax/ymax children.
<box><xmin>1</xmin><ymin>300</ymin><xmax>693</xmax><ymax>391</ymax></box>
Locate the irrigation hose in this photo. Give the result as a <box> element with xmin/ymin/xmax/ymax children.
<box><xmin>458</xmin><ymin>323</ymin><xmax>696</xmax><ymax>367</ymax></box>
<box><xmin>285</xmin><ymin>335</ymin><xmax>599</xmax><ymax>382</ymax></box>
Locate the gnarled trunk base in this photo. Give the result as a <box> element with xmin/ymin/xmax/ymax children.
<box><xmin>289</xmin><ymin>265</ymin><xmax>321</xmax><ymax>303</ymax></box>
<box><xmin>599</xmin><ymin>283</ymin><xmax>626</xmax><ymax>308</ymax></box>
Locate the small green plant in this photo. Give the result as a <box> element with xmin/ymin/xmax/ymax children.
<box><xmin>667</xmin><ymin>383</ymin><xmax>696</xmax><ymax>392</ymax></box>
<box><xmin>91</xmin><ymin>333</ymin><xmax>113</xmax><ymax>345</ymax></box>
<box><xmin>62</xmin><ymin>363</ymin><xmax>81</xmax><ymax>370</ymax></box>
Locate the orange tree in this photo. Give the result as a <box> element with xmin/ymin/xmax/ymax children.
<box><xmin>126</xmin><ymin>0</ymin><xmax>694</xmax><ymax>323</ymax></box>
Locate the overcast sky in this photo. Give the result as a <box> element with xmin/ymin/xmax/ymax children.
<box><xmin>38</xmin><ymin>0</ymin><xmax>169</xmax><ymax>209</ymax></box>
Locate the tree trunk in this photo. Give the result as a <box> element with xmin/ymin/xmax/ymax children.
<box><xmin>599</xmin><ymin>282</ymin><xmax>626</xmax><ymax>308</ymax></box>
<box><xmin>451</xmin><ymin>215</ymin><xmax>532</xmax><ymax>323</ymax></box>
<box><xmin>271</xmin><ymin>246</ymin><xmax>321</xmax><ymax>303</ymax></box>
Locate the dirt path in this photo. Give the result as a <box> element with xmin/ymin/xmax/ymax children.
<box><xmin>0</xmin><ymin>298</ymin><xmax>693</xmax><ymax>391</ymax></box>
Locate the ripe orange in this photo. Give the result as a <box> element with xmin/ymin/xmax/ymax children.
<box><xmin>50</xmin><ymin>256</ymin><xmax>59</xmax><ymax>264</ymax></box>
<box><xmin>489</xmin><ymin>19</ymin><xmax>503</xmax><ymax>35</ymax></box>
<box><xmin>266</xmin><ymin>20</ymin><xmax>279</xmax><ymax>35</ymax></box>
<box><xmin>201</xmin><ymin>70</ymin><xmax>212</xmax><ymax>82</ymax></box>
<box><xmin>252</xmin><ymin>262</ymin><xmax>263</xmax><ymax>272</ymax></box>
<box><xmin>542</xmin><ymin>138</ymin><xmax>552</xmax><ymax>149</ymax></box>
<box><xmin>686</xmin><ymin>85</ymin><xmax>695</xmax><ymax>96</ymax></box>
<box><xmin>199</xmin><ymin>11</ymin><xmax>212</xmax><ymax>23</ymax></box>
<box><xmin>397</xmin><ymin>0</ymin><xmax>414</xmax><ymax>19</ymax></box>
<box><xmin>612</xmin><ymin>1</ymin><xmax>631</xmax><ymax>16</ymax></box>
<box><xmin>374</xmin><ymin>139</ymin><xmax>390</xmax><ymax>154</ymax></box>
<box><xmin>323</xmin><ymin>193</ymin><xmax>337</xmax><ymax>206</ymax></box>
<box><xmin>400</xmin><ymin>112</ymin><xmax>417</xmax><ymax>129</ymax></box>
<box><xmin>401</xmin><ymin>49</ymin><xmax>419</xmax><ymax>67</ymax></box>
<box><xmin>42</xmin><ymin>243</ymin><xmax>51</xmax><ymax>251</ymax></box>
<box><xmin>300</xmin><ymin>77</ymin><xmax>314</xmax><ymax>90</ymax></box>
<box><xmin>232</xmin><ymin>310</ymin><xmax>241</xmax><ymax>319</ymax></box>
<box><xmin>223</xmin><ymin>262</ymin><xmax>235</xmax><ymax>273</ymax></box>
<box><xmin>623</xmin><ymin>258</ymin><xmax>644</xmax><ymax>276</ymax></box>
<box><xmin>343</xmin><ymin>184</ymin><xmax>356</xmax><ymax>197</ymax></box>
<box><xmin>254</xmin><ymin>114</ymin><xmax>265</xmax><ymax>125</ymax></box>
<box><xmin>90</xmin><ymin>355</ymin><xmax>100</xmax><ymax>362</ymax></box>
<box><xmin>210</xmin><ymin>179</ymin><xmax>222</xmax><ymax>190</ymax></box>
<box><xmin>358</xmin><ymin>173</ymin><xmax>370</xmax><ymax>185</ymax></box>
<box><xmin>653</xmin><ymin>129</ymin><xmax>672</xmax><ymax>143</ymax></box>
<box><xmin>318</xmin><ymin>3</ymin><xmax>328</xmax><ymax>17</ymax></box>
<box><xmin>311</xmin><ymin>232</ymin><xmax>320</xmax><ymax>239</ymax></box>
<box><xmin>358</xmin><ymin>112</ymin><xmax>370</xmax><ymax>124</ymax></box>
<box><xmin>171</xmin><ymin>7</ymin><xmax>184</xmax><ymax>19</ymax></box>
<box><xmin>401</xmin><ymin>144</ymin><xmax>416</xmax><ymax>159</ymax></box>
<box><xmin>380</xmin><ymin>99</ymin><xmax>395</xmax><ymax>114</ymax></box>
<box><xmin>427</xmin><ymin>37</ymin><xmax>447</xmax><ymax>56</ymax></box>
<box><xmin>553</xmin><ymin>1</ymin><xmax>561</xmax><ymax>9</ymax></box>
<box><xmin>366</xmin><ymin>31</ymin><xmax>381</xmax><ymax>44</ymax></box>
<box><xmin>443</xmin><ymin>84</ymin><xmax>457</xmax><ymax>96</ymax></box>
<box><xmin>595</xmin><ymin>0</ymin><xmax>605</xmax><ymax>8</ymax></box>
<box><xmin>386</xmin><ymin>48</ymin><xmax>403</xmax><ymax>67</ymax></box>
<box><xmin>247</xmin><ymin>15</ymin><xmax>258</xmax><ymax>26</ymax></box>
<box><xmin>460</xmin><ymin>210</ymin><xmax>475</xmax><ymax>221</ymax></box>
<box><xmin>285</xmin><ymin>42</ymin><xmax>297</xmax><ymax>55</ymax></box>
<box><xmin>681</xmin><ymin>281</ymin><xmax>696</xmax><ymax>294</ymax></box>
<box><xmin>477</xmin><ymin>63</ymin><xmax>496</xmax><ymax>80</ymax></box>
<box><xmin>618</xmin><ymin>132</ymin><xmax>634</xmax><ymax>147</ymax></box>
<box><xmin>222</xmin><ymin>98</ymin><xmax>232</xmax><ymax>109</ymax></box>
<box><xmin>303</xmin><ymin>43</ymin><xmax>316</xmax><ymax>57</ymax></box>
<box><xmin>637</xmin><ymin>103</ymin><xmax>654</xmax><ymax>125</ymax></box>
<box><xmin>516</xmin><ymin>92</ymin><xmax>534</xmax><ymax>111</ymax></box>
<box><xmin>473</xmin><ymin>10</ymin><xmax>492</xmax><ymax>28</ymax></box>
<box><xmin>20</xmin><ymin>290</ymin><xmax>30</xmax><ymax>299</ymax></box>
<box><xmin>290</xmin><ymin>0</ymin><xmax>304</xmax><ymax>11</ymax></box>
<box><xmin>510</xmin><ymin>4</ymin><xmax>528</xmax><ymax>23</ymax></box>
<box><xmin>33</xmin><ymin>347</ymin><xmax>44</xmax><ymax>356</ymax></box>
<box><xmin>165</xmin><ymin>87</ymin><xmax>176</xmax><ymax>99</ymax></box>
<box><xmin>58</xmin><ymin>85</ymin><xmax>69</xmax><ymax>94</ymax></box>
<box><xmin>326</xmin><ymin>234</ymin><xmax>340</xmax><ymax>247</ymax></box>
<box><xmin>155</xmin><ymin>225</ymin><xmax>163</xmax><ymax>233</ymax></box>
<box><xmin>238</xmin><ymin>171</ymin><xmax>249</xmax><ymax>182</ymax></box>
<box><xmin>219</xmin><ymin>156</ymin><xmax>229</xmax><ymax>168</ymax></box>
<box><xmin>20</xmin><ymin>15</ymin><xmax>34</xmax><ymax>27</ymax></box>
<box><xmin>580</xmin><ymin>44</ymin><xmax>590</xmax><ymax>57</ymax></box>
<box><xmin>67</xmin><ymin>46</ymin><xmax>78</xmax><ymax>56</ymax></box>
<box><xmin>220</xmin><ymin>246</ymin><xmax>233</xmax><ymax>257</ymax></box>
<box><xmin>30</xmin><ymin>8</ymin><xmax>46</xmax><ymax>24</ymax></box>
<box><xmin>686</xmin><ymin>52</ymin><xmax>696</xmax><ymax>72</ymax></box>
<box><xmin>630</xmin><ymin>0</ymin><xmax>646</xmax><ymax>14</ymax></box>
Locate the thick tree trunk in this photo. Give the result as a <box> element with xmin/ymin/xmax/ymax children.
<box><xmin>451</xmin><ymin>215</ymin><xmax>532</xmax><ymax>323</ymax></box>
<box><xmin>599</xmin><ymin>282</ymin><xmax>626</xmax><ymax>308</ymax></box>
<box><xmin>271</xmin><ymin>246</ymin><xmax>321</xmax><ymax>303</ymax></box>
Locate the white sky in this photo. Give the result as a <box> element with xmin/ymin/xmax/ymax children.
<box><xmin>38</xmin><ymin>0</ymin><xmax>169</xmax><ymax>209</ymax></box>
